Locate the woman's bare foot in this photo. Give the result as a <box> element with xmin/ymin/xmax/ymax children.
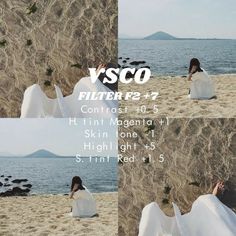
<box><xmin>212</xmin><ymin>181</ymin><xmax>225</xmax><ymax>196</ymax></box>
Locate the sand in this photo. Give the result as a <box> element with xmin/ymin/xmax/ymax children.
<box><xmin>118</xmin><ymin>118</ymin><xmax>236</xmax><ymax>236</ymax></box>
<box><xmin>119</xmin><ymin>74</ymin><xmax>236</xmax><ymax>118</ymax></box>
<box><xmin>0</xmin><ymin>192</ymin><xmax>117</xmax><ymax>236</ymax></box>
<box><xmin>0</xmin><ymin>0</ymin><xmax>117</xmax><ymax>117</ymax></box>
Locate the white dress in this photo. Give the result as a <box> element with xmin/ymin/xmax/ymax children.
<box><xmin>190</xmin><ymin>69</ymin><xmax>215</xmax><ymax>99</ymax></box>
<box><xmin>71</xmin><ymin>188</ymin><xmax>97</xmax><ymax>218</ymax></box>
<box><xmin>20</xmin><ymin>77</ymin><xmax>117</xmax><ymax>118</ymax></box>
<box><xmin>139</xmin><ymin>194</ymin><xmax>236</xmax><ymax>236</ymax></box>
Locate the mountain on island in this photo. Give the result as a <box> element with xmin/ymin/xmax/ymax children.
<box><xmin>143</xmin><ymin>31</ymin><xmax>226</xmax><ymax>40</ymax></box>
<box><xmin>144</xmin><ymin>31</ymin><xmax>177</xmax><ymax>40</ymax></box>
<box><xmin>25</xmin><ymin>149</ymin><xmax>63</xmax><ymax>158</ymax></box>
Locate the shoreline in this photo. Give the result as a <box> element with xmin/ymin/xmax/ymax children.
<box><xmin>150</xmin><ymin>73</ymin><xmax>236</xmax><ymax>78</ymax></box>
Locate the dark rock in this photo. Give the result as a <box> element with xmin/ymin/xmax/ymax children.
<box><xmin>12</xmin><ymin>179</ymin><xmax>28</xmax><ymax>184</ymax></box>
<box><xmin>145</xmin><ymin>123</ymin><xmax>155</xmax><ymax>133</ymax></box>
<box><xmin>163</xmin><ymin>186</ymin><xmax>171</xmax><ymax>194</ymax></box>
<box><xmin>44</xmin><ymin>80</ymin><xmax>51</xmax><ymax>86</ymax></box>
<box><xmin>122</xmin><ymin>60</ymin><xmax>127</xmax><ymax>63</ymax></box>
<box><xmin>3</xmin><ymin>183</ymin><xmax>11</xmax><ymax>187</ymax></box>
<box><xmin>0</xmin><ymin>175</ymin><xmax>4</xmax><ymax>177</ymax></box>
<box><xmin>125</xmin><ymin>57</ymin><xmax>130</xmax><ymax>60</ymax></box>
<box><xmin>140</xmin><ymin>66</ymin><xmax>150</xmax><ymax>69</ymax></box>
<box><xmin>143</xmin><ymin>157</ymin><xmax>150</xmax><ymax>164</ymax></box>
<box><xmin>0</xmin><ymin>39</ymin><xmax>7</xmax><ymax>48</ymax></box>
<box><xmin>130</xmin><ymin>60</ymin><xmax>146</xmax><ymax>66</ymax></box>
<box><xmin>26</xmin><ymin>2</ymin><xmax>38</xmax><ymax>15</ymax></box>
<box><xmin>175</xmin><ymin>126</ymin><xmax>181</xmax><ymax>135</ymax></box>
<box><xmin>0</xmin><ymin>182</ymin><xmax>3</xmax><ymax>186</ymax></box>
<box><xmin>46</xmin><ymin>67</ymin><xmax>53</xmax><ymax>76</ymax></box>
<box><xmin>162</xmin><ymin>198</ymin><xmax>169</xmax><ymax>204</ymax></box>
<box><xmin>4</xmin><ymin>178</ymin><xmax>8</xmax><ymax>181</ymax></box>
<box><xmin>12</xmin><ymin>187</ymin><xmax>30</xmax><ymax>194</ymax></box>
<box><xmin>26</xmin><ymin>39</ymin><xmax>32</xmax><ymax>46</ymax></box>
<box><xmin>189</xmin><ymin>181</ymin><xmax>200</xmax><ymax>187</ymax></box>
<box><xmin>0</xmin><ymin>187</ymin><xmax>30</xmax><ymax>197</ymax></box>
<box><xmin>22</xmin><ymin>184</ymin><xmax>32</xmax><ymax>188</ymax></box>
<box><xmin>118</xmin><ymin>57</ymin><xmax>122</xmax><ymax>59</ymax></box>
<box><xmin>7</xmin><ymin>176</ymin><xmax>12</xmax><ymax>178</ymax></box>
<box><xmin>71</xmin><ymin>63</ymin><xmax>82</xmax><ymax>69</ymax></box>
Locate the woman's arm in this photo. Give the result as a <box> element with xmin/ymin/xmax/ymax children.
<box><xmin>187</xmin><ymin>73</ymin><xmax>193</xmax><ymax>81</ymax></box>
<box><xmin>188</xmin><ymin>65</ymin><xmax>198</xmax><ymax>81</ymax></box>
<box><xmin>69</xmin><ymin>183</ymin><xmax>79</xmax><ymax>199</ymax></box>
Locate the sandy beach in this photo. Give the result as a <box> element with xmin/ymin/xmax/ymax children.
<box><xmin>120</xmin><ymin>74</ymin><xmax>236</xmax><ymax>118</ymax></box>
<box><xmin>0</xmin><ymin>192</ymin><xmax>117</xmax><ymax>236</ymax></box>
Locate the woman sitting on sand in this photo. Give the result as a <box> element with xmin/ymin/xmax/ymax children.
<box><xmin>69</xmin><ymin>176</ymin><xmax>97</xmax><ymax>218</ymax></box>
<box><xmin>139</xmin><ymin>181</ymin><xmax>236</xmax><ymax>236</ymax></box>
<box><xmin>187</xmin><ymin>58</ymin><xmax>215</xmax><ymax>99</ymax></box>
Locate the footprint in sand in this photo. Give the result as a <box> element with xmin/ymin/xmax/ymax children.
<box><xmin>50</xmin><ymin>225</ymin><xmax>57</xmax><ymax>229</ymax></box>
<box><xmin>26</xmin><ymin>226</ymin><xmax>35</xmax><ymax>230</ymax></box>
<box><xmin>82</xmin><ymin>223</ymin><xmax>90</xmax><ymax>227</ymax></box>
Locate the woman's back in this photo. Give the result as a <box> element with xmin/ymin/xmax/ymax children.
<box><xmin>190</xmin><ymin>70</ymin><xmax>215</xmax><ymax>99</ymax></box>
<box><xmin>72</xmin><ymin>188</ymin><xmax>97</xmax><ymax>217</ymax></box>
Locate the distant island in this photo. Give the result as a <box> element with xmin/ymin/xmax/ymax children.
<box><xmin>144</xmin><ymin>31</ymin><xmax>177</xmax><ymax>40</ymax></box>
<box><xmin>143</xmin><ymin>31</ymin><xmax>229</xmax><ymax>40</ymax></box>
<box><xmin>0</xmin><ymin>149</ymin><xmax>65</xmax><ymax>158</ymax></box>
<box><xmin>25</xmin><ymin>149</ymin><xmax>58</xmax><ymax>158</ymax></box>
<box><xmin>25</xmin><ymin>149</ymin><xmax>68</xmax><ymax>158</ymax></box>
<box><xmin>119</xmin><ymin>31</ymin><xmax>232</xmax><ymax>40</ymax></box>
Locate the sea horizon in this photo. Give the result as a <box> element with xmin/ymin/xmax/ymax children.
<box><xmin>119</xmin><ymin>39</ymin><xmax>236</xmax><ymax>76</ymax></box>
<box><xmin>0</xmin><ymin>156</ymin><xmax>117</xmax><ymax>194</ymax></box>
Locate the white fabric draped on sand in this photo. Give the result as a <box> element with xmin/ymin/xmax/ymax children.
<box><xmin>189</xmin><ymin>70</ymin><xmax>215</xmax><ymax>99</ymax></box>
<box><xmin>20</xmin><ymin>77</ymin><xmax>118</xmax><ymax>118</ymax></box>
<box><xmin>139</xmin><ymin>194</ymin><xmax>236</xmax><ymax>236</ymax></box>
<box><xmin>71</xmin><ymin>187</ymin><xmax>96</xmax><ymax>218</ymax></box>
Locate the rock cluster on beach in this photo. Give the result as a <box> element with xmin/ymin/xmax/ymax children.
<box><xmin>118</xmin><ymin>57</ymin><xmax>150</xmax><ymax>78</ymax></box>
<box><xmin>0</xmin><ymin>175</ymin><xmax>32</xmax><ymax>196</ymax></box>
<box><xmin>118</xmin><ymin>118</ymin><xmax>236</xmax><ymax>236</ymax></box>
<box><xmin>0</xmin><ymin>0</ymin><xmax>117</xmax><ymax>117</ymax></box>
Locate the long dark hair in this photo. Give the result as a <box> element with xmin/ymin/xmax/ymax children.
<box><xmin>189</xmin><ymin>58</ymin><xmax>203</xmax><ymax>73</ymax></box>
<box><xmin>71</xmin><ymin>176</ymin><xmax>85</xmax><ymax>192</ymax></box>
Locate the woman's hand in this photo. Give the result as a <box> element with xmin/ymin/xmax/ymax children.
<box><xmin>96</xmin><ymin>64</ymin><xmax>106</xmax><ymax>75</ymax></box>
<box><xmin>213</xmin><ymin>181</ymin><xmax>225</xmax><ymax>195</ymax></box>
<box><xmin>69</xmin><ymin>192</ymin><xmax>74</xmax><ymax>199</ymax></box>
<box><xmin>187</xmin><ymin>74</ymin><xmax>192</xmax><ymax>81</ymax></box>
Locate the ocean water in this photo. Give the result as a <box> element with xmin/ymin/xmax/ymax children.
<box><xmin>0</xmin><ymin>157</ymin><xmax>117</xmax><ymax>194</ymax></box>
<box><xmin>119</xmin><ymin>39</ymin><xmax>236</xmax><ymax>76</ymax></box>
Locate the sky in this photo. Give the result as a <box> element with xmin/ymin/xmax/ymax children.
<box><xmin>119</xmin><ymin>0</ymin><xmax>236</xmax><ymax>39</ymax></box>
<box><xmin>0</xmin><ymin>119</ymin><xmax>117</xmax><ymax>156</ymax></box>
